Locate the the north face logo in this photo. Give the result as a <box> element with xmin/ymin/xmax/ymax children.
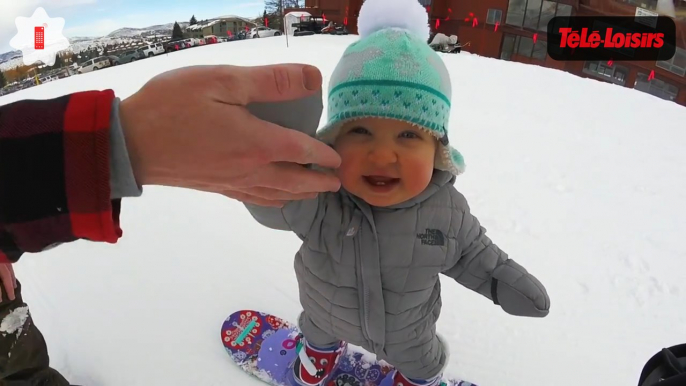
<box><xmin>417</xmin><ymin>229</ymin><xmax>445</xmax><ymax>246</ymax></box>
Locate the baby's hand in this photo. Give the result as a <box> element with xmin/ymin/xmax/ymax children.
<box><xmin>491</xmin><ymin>260</ymin><xmax>550</xmax><ymax>318</ymax></box>
<box><xmin>0</xmin><ymin>263</ymin><xmax>17</xmax><ymax>302</ymax></box>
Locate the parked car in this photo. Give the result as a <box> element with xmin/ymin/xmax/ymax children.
<box><xmin>105</xmin><ymin>55</ymin><xmax>121</xmax><ymax>66</ymax></box>
<box><xmin>182</xmin><ymin>38</ymin><xmax>197</xmax><ymax>47</ymax></box>
<box><xmin>38</xmin><ymin>75</ymin><xmax>58</xmax><ymax>83</ymax></box>
<box><xmin>77</xmin><ymin>56</ymin><xmax>111</xmax><ymax>73</ymax></box>
<box><xmin>225</xmin><ymin>31</ymin><xmax>248</xmax><ymax>41</ymax></box>
<box><xmin>250</xmin><ymin>26</ymin><xmax>282</xmax><ymax>38</ymax></box>
<box><xmin>163</xmin><ymin>39</ymin><xmax>188</xmax><ymax>53</ymax></box>
<box><xmin>140</xmin><ymin>43</ymin><xmax>165</xmax><ymax>57</ymax></box>
<box><xmin>117</xmin><ymin>49</ymin><xmax>145</xmax><ymax>64</ymax></box>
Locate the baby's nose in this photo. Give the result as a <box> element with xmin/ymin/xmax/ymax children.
<box><xmin>368</xmin><ymin>145</ymin><xmax>397</xmax><ymax>165</ymax></box>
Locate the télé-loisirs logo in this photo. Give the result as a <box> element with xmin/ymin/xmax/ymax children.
<box><xmin>546</xmin><ymin>16</ymin><xmax>676</xmax><ymax>61</ymax></box>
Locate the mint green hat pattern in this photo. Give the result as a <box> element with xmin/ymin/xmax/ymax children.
<box><xmin>316</xmin><ymin>0</ymin><xmax>465</xmax><ymax>176</ymax></box>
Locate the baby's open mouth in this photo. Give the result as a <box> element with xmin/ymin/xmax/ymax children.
<box><xmin>363</xmin><ymin>175</ymin><xmax>400</xmax><ymax>187</ymax></box>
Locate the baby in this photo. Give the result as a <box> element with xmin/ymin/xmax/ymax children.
<box><xmin>245</xmin><ymin>0</ymin><xmax>551</xmax><ymax>385</ymax></box>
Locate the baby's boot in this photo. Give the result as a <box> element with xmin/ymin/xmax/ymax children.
<box><xmin>286</xmin><ymin>338</ymin><xmax>347</xmax><ymax>386</ymax></box>
<box><xmin>379</xmin><ymin>370</ymin><xmax>443</xmax><ymax>386</ymax></box>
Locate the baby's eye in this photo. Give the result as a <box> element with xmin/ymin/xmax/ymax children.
<box><xmin>350</xmin><ymin>127</ymin><xmax>371</xmax><ymax>135</ymax></box>
<box><xmin>399</xmin><ymin>131</ymin><xmax>420</xmax><ymax>139</ymax></box>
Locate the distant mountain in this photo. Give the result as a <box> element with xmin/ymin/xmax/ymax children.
<box><xmin>107</xmin><ymin>22</ymin><xmax>190</xmax><ymax>38</ymax></box>
<box><xmin>69</xmin><ymin>36</ymin><xmax>99</xmax><ymax>43</ymax></box>
<box><xmin>0</xmin><ymin>51</ymin><xmax>22</xmax><ymax>64</ymax></box>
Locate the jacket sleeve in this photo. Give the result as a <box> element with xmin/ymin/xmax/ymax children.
<box><xmin>442</xmin><ymin>193</ymin><xmax>550</xmax><ymax>318</ymax></box>
<box><xmin>245</xmin><ymin>197</ymin><xmax>321</xmax><ymax>240</ymax></box>
<box><xmin>243</xmin><ymin>90</ymin><xmax>327</xmax><ymax>240</ymax></box>
<box><xmin>0</xmin><ymin>90</ymin><xmax>133</xmax><ymax>263</ymax></box>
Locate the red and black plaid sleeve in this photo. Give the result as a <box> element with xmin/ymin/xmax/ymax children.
<box><xmin>0</xmin><ymin>90</ymin><xmax>122</xmax><ymax>263</ymax></box>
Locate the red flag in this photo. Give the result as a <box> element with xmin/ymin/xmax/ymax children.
<box><xmin>533</xmin><ymin>33</ymin><xmax>538</xmax><ymax>43</ymax></box>
<box><xmin>494</xmin><ymin>21</ymin><xmax>499</xmax><ymax>32</ymax></box>
<box><xmin>648</xmin><ymin>70</ymin><xmax>655</xmax><ymax>80</ymax></box>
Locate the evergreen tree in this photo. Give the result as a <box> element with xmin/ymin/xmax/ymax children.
<box><xmin>172</xmin><ymin>21</ymin><xmax>184</xmax><ymax>39</ymax></box>
<box><xmin>52</xmin><ymin>54</ymin><xmax>64</xmax><ymax>69</ymax></box>
<box><xmin>0</xmin><ymin>71</ymin><xmax>6</xmax><ymax>89</ymax></box>
<box><xmin>190</xmin><ymin>15</ymin><xmax>197</xmax><ymax>25</ymax></box>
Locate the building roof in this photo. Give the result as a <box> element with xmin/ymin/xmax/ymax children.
<box><xmin>285</xmin><ymin>11</ymin><xmax>311</xmax><ymax>17</ymax></box>
<box><xmin>186</xmin><ymin>15</ymin><xmax>256</xmax><ymax>31</ymax></box>
<box><xmin>187</xmin><ymin>20</ymin><xmax>220</xmax><ymax>31</ymax></box>
<box><xmin>214</xmin><ymin>15</ymin><xmax>257</xmax><ymax>24</ymax></box>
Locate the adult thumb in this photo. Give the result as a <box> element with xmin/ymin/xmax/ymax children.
<box><xmin>237</xmin><ymin>63</ymin><xmax>323</xmax><ymax>104</ymax></box>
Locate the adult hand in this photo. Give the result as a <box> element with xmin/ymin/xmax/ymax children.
<box><xmin>119</xmin><ymin>64</ymin><xmax>341</xmax><ymax>207</ymax></box>
<box><xmin>0</xmin><ymin>263</ymin><xmax>16</xmax><ymax>302</ymax></box>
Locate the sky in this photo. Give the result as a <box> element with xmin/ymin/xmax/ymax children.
<box><xmin>0</xmin><ymin>0</ymin><xmax>266</xmax><ymax>54</ymax></box>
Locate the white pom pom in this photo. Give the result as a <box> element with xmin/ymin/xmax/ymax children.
<box><xmin>357</xmin><ymin>0</ymin><xmax>430</xmax><ymax>42</ymax></box>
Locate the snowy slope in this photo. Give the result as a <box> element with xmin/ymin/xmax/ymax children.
<box><xmin>1</xmin><ymin>35</ymin><xmax>686</xmax><ymax>386</ymax></box>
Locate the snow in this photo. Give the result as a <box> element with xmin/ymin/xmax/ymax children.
<box><xmin>0</xmin><ymin>306</ymin><xmax>28</xmax><ymax>335</ymax></box>
<box><xmin>1</xmin><ymin>35</ymin><xmax>686</xmax><ymax>386</ymax></box>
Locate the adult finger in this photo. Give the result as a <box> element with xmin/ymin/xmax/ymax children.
<box><xmin>0</xmin><ymin>265</ymin><xmax>15</xmax><ymax>302</ymax></box>
<box><xmin>248</xmin><ymin>162</ymin><xmax>341</xmax><ymax>194</ymax></box>
<box><xmin>221</xmin><ymin>189</ymin><xmax>287</xmax><ymax>208</ymax></box>
<box><xmin>257</xmin><ymin>119</ymin><xmax>341</xmax><ymax>169</ymax></box>
<box><xmin>235</xmin><ymin>64</ymin><xmax>323</xmax><ymax>104</ymax></box>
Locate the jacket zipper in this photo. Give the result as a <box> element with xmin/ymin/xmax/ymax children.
<box><xmin>348</xmin><ymin>210</ymin><xmax>372</xmax><ymax>345</ymax></box>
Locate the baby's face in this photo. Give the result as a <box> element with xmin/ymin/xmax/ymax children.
<box><xmin>333</xmin><ymin>118</ymin><xmax>437</xmax><ymax>207</ymax></box>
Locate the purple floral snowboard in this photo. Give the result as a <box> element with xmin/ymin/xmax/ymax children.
<box><xmin>221</xmin><ymin>310</ymin><xmax>477</xmax><ymax>386</ymax></box>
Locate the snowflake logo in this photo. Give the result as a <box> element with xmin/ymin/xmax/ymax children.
<box><xmin>9</xmin><ymin>7</ymin><xmax>70</xmax><ymax>66</ymax></box>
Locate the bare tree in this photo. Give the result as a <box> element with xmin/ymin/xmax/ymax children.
<box><xmin>264</xmin><ymin>0</ymin><xmax>303</xmax><ymax>30</ymax></box>
<box><xmin>265</xmin><ymin>0</ymin><xmax>302</xmax><ymax>13</ymax></box>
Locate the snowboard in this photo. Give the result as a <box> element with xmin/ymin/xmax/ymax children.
<box><xmin>221</xmin><ymin>309</ymin><xmax>477</xmax><ymax>386</ymax></box>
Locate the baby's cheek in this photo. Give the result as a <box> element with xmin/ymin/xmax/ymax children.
<box><xmin>402</xmin><ymin>156</ymin><xmax>435</xmax><ymax>191</ymax></box>
<box><xmin>336</xmin><ymin>153</ymin><xmax>363</xmax><ymax>189</ymax></box>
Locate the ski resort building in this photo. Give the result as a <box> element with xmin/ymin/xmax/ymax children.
<box><xmin>293</xmin><ymin>0</ymin><xmax>686</xmax><ymax>106</ymax></box>
<box><xmin>186</xmin><ymin>15</ymin><xmax>257</xmax><ymax>39</ymax></box>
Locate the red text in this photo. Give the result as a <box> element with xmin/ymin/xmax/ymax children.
<box><xmin>558</xmin><ymin>28</ymin><xmax>664</xmax><ymax>49</ymax></box>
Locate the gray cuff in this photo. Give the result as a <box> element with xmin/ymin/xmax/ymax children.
<box><xmin>110</xmin><ymin>97</ymin><xmax>143</xmax><ymax>199</ymax></box>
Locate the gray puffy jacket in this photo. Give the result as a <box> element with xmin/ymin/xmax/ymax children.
<box><xmin>245</xmin><ymin>170</ymin><xmax>551</xmax><ymax>360</ymax></box>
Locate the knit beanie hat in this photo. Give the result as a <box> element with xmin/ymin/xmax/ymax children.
<box><xmin>316</xmin><ymin>0</ymin><xmax>465</xmax><ymax>175</ymax></box>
